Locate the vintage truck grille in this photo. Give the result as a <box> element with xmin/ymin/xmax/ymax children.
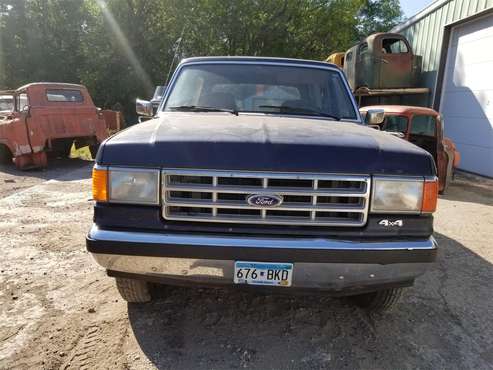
<box><xmin>162</xmin><ymin>169</ymin><xmax>371</xmax><ymax>227</ymax></box>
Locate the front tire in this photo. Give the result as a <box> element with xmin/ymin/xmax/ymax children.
<box><xmin>349</xmin><ymin>287</ymin><xmax>404</xmax><ymax>312</ymax></box>
<box><xmin>89</xmin><ymin>144</ymin><xmax>99</xmax><ymax>160</ymax></box>
<box><xmin>115</xmin><ymin>277</ymin><xmax>151</xmax><ymax>303</ymax></box>
<box><xmin>0</xmin><ymin>145</ymin><xmax>13</xmax><ymax>164</ymax></box>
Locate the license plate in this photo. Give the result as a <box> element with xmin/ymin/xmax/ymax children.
<box><xmin>234</xmin><ymin>261</ymin><xmax>293</xmax><ymax>287</ymax></box>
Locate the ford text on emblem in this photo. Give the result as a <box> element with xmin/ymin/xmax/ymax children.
<box><xmin>246</xmin><ymin>194</ymin><xmax>283</xmax><ymax>207</ymax></box>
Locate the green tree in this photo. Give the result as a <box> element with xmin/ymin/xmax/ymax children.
<box><xmin>0</xmin><ymin>0</ymin><xmax>404</xmax><ymax>122</ymax></box>
<box><xmin>356</xmin><ymin>0</ymin><xmax>404</xmax><ymax>39</ymax></box>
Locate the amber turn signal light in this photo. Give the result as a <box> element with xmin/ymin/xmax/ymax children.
<box><xmin>421</xmin><ymin>178</ymin><xmax>438</xmax><ymax>213</ymax></box>
<box><xmin>92</xmin><ymin>167</ymin><xmax>108</xmax><ymax>202</ymax></box>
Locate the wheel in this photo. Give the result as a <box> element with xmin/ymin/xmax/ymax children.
<box><xmin>349</xmin><ymin>287</ymin><xmax>404</xmax><ymax>312</ymax></box>
<box><xmin>0</xmin><ymin>145</ymin><xmax>13</xmax><ymax>164</ymax></box>
<box><xmin>50</xmin><ymin>141</ymin><xmax>73</xmax><ymax>158</ymax></box>
<box><xmin>115</xmin><ymin>277</ymin><xmax>151</xmax><ymax>303</ymax></box>
<box><xmin>89</xmin><ymin>144</ymin><xmax>100</xmax><ymax>160</ymax></box>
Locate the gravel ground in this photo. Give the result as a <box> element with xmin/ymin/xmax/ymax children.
<box><xmin>0</xmin><ymin>161</ymin><xmax>492</xmax><ymax>370</ymax></box>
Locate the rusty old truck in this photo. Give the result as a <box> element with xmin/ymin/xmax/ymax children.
<box><xmin>0</xmin><ymin>82</ymin><xmax>119</xmax><ymax>169</ymax></box>
<box><xmin>342</xmin><ymin>33</ymin><xmax>430</xmax><ymax>107</ymax></box>
<box><xmin>360</xmin><ymin>105</ymin><xmax>460</xmax><ymax>193</ymax></box>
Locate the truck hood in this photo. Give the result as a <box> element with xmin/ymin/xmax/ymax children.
<box><xmin>99</xmin><ymin>113</ymin><xmax>435</xmax><ymax>176</ymax></box>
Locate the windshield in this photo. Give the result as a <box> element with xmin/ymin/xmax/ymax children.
<box><xmin>164</xmin><ymin>63</ymin><xmax>358</xmax><ymax>120</ymax></box>
<box><xmin>0</xmin><ymin>96</ymin><xmax>14</xmax><ymax>111</ymax></box>
<box><xmin>382</xmin><ymin>115</ymin><xmax>408</xmax><ymax>133</ymax></box>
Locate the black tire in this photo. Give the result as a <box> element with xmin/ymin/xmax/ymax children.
<box><xmin>50</xmin><ymin>141</ymin><xmax>73</xmax><ymax>159</ymax></box>
<box><xmin>349</xmin><ymin>288</ymin><xmax>404</xmax><ymax>312</ymax></box>
<box><xmin>0</xmin><ymin>145</ymin><xmax>13</xmax><ymax>164</ymax></box>
<box><xmin>115</xmin><ymin>277</ymin><xmax>151</xmax><ymax>303</ymax></box>
<box><xmin>89</xmin><ymin>144</ymin><xmax>100</xmax><ymax>160</ymax></box>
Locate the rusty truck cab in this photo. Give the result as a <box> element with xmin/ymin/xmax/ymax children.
<box><xmin>0</xmin><ymin>83</ymin><xmax>108</xmax><ymax>169</ymax></box>
<box><xmin>360</xmin><ymin>105</ymin><xmax>460</xmax><ymax>192</ymax></box>
<box><xmin>344</xmin><ymin>33</ymin><xmax>421</xmax><ymax>91</ymax></box>
<box><xmin>325</xmin><ymin>52</ymin><xmax>345</xmax><ymax>68</ymax></box>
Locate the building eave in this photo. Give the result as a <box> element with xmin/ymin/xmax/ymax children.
<box><xmin>392</xmin><ymin>0</ymin><xmax>451</xmax><ymax>33</ymax></box>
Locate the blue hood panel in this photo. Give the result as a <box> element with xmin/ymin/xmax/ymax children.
<box><xmin>99</xmin><ymin>113</ymin><xmax>435</xmax><ymax>176</ymax></box>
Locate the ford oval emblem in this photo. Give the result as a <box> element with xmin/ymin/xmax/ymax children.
<box><xmin>246</xmin><ymin>194</ymin><xmax>283</xmax><ymax>207</ymax></box>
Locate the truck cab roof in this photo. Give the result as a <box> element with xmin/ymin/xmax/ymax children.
<box><xmin>360</xmin><ymin>105</ymin><xmax>439</xmax><ymax>116</ymax></box>
<box><xmin>15</xmin><ymin>82</ymin><xmax>86</xmax><ymax>92</ymax></box>
<box><xmin>180</xmin><ymin>56</ymin><xmax>339</xmax><ymax>69</ymax></box>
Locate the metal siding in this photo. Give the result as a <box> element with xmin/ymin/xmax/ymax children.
<box><xmin>425</xmin><ymin>12</ymin><xmax>435</xmax><ymax>70</ymax></box>
<box><xmin>454</xmin><ymin>0</ymin><xmax>463</xmax><ymax>20</ymax></box>
<box><xmin>394</xmin><ymin>0</ymin><xmax>493</xmax><ymax>97</ymax></box>
<box><xmin>478</xmin><ymin>0</ymin><xmax>487</xmax><ymax>11</ymax></box>
<box><xmin>467</xmin><ymin>0</ymin><xmax>477</xmax><ymax>15</ymax></box>
<box><xmin>429</xmin><ymin>9</ymin><xmax>441</xmax><ymax>71</ymax></box>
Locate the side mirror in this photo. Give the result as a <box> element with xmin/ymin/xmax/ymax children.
<box><xmin>152</xmin><ymin>85</ymin><xmax>166</xmax><ymax>101</ymax></box>
<box><xmin>138</xmin><ymin>116</ymin><xmax>154</xmax><ymax>123</ymax></box>
<box><xmin>136</xmin><ymin>99</ymin><xmax>153</xmax><ymax>117</ymax></box>
<box><xmin>364</xmin><ymin>109</ymin><xmax>385</xmax><ymax>125</ymax></box>
<box><xmin>151</xmin><ymin>85</ymin><xmax>166</xmax><ymax>115</ymax></box>
<box><xmin>21</xmin><ymin>105</ymin><xmax>31</xmax><ymax>117</ymax></box>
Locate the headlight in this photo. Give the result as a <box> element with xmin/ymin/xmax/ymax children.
<box><xmin>108</xmin><ymin>168</ymin><xmax>159</xmax><ymax>205</ymax></box>
<box><xmin>371</xmin><ymin>177</ymin><xmax>423</xmax><ymax>213</ymax></box>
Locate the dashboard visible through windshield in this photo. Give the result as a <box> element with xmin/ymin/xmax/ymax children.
<box><xmin>163</xmin><ymin>63</ymin><xmax>358</xmax><ymax>120</ymax></box>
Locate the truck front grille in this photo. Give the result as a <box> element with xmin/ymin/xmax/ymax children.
<box><xmin>162</xmin><ymin>169</ymin><xmax>370</xmax><ymax>227</ymax></box>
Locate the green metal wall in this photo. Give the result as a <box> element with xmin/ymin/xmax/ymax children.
<box><xmin>393</xmin><ymin>0</ymin><xmax>493</xmax><ymax>104</ymax></box>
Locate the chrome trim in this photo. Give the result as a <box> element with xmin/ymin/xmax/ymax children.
<box><xmin>162</xmin><ymin>169</ymin><xmax>371</xmax><ymax>226</ymax></box>
<box><xmin>92</xmin><ymin>253</ymin><xmax>433</xmax><ymax>290</ymax></box>
<box><xmin>157</xmin><ymin>60</ymin><xmax>362</xmax><ymax>123</ymax></box>
<box><xmin>107</xmin><ymin>167</ymin><xmax>161</xmax><ymax>206</ymax></box>
<box><xmin>93</xmin><ymin>163</ymin><xmax>107</xmax><ymax>171</ymax></box>
<box><xmin>370</xmin><ymin>176</ymin><xmax>424</xmax><ymax>215</ymax></box>
<box><xmin>424</xmin><ymin>176</ymin><xmax>439</xmax><ymax>182</ymax></box>
<box><xmin>89</xmin><ymin>225</ymin><xmax>437</xmax><ymax>251</ymax></box>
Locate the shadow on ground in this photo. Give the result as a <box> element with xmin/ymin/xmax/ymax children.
<box><xmin>440</xmin><ymin>173</ymin><xmax>493</xmax><ymax>206</ymax></box>
<box><xmin>127</xmin><ymin>232</ymin><xmax>493</xmax><ymax>370</ymax></box>
<box><xmin>0</xmin><ymin>158</ymin><xmax>92</xmax><ymax>182</ymax></box>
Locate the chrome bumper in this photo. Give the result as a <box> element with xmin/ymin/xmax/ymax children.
<box><xmin>87</xmin><ymin>225</ymin><xmax>437</xmax><ymax>292</ymax></box>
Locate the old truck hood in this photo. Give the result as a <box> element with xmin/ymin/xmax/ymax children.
<box><xmin>99</xmin><ymin>113</ymin><xmax>435</xmax><ymax>176</ymax></box>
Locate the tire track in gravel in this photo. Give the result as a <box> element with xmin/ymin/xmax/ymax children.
<box><xmin>62</xmin><ymin>325</ymin><xmax>101</xmax><ymax>370</ymax></box>
<box><xmin>0</xmin><ymin>163</ymin><xmax>128</xmax><ymax>369</ymax></box>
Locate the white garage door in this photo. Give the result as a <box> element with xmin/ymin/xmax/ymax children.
<box><xmin>440</xmin><ymin>13</ymin><xmax>493</xmax><ymax>177</ymax></box>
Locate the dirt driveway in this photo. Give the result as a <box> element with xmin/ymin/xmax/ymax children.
<box><xmin>0</xmin><ymin>161</ymin><xmax>492</xmax><ymax>370</ymax></box>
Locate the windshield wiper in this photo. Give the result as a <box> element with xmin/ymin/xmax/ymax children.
<box><xmin>168</xmin><ymin>105</ymin><xmax>238</xmax><ymax>116</ymax></box>
<box><xmin>258</xmin><ymin>105</ymin><xmax>340</xmax><ymax>121</ymax></box>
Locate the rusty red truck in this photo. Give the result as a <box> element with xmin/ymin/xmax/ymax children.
<box><xmin>0</xmin><ymin>82</ymin><xmax>116</xmax><ymax>169</ymax></box>
<box><xmin>360</xmin><ymin>105</ymin><xmax>460</xmax><ymax>193</ymax></box>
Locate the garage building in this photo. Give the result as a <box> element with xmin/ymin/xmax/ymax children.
<box><xmin>392</xmin><ymin>0</ymin><xmax>493</xmax><ymax>177</ymax></box>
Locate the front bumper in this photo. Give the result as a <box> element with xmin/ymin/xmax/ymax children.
<box><xmin>87</xmin><ymin>225</ymin><xmax>437</xmax><ymax>294</ymax></box>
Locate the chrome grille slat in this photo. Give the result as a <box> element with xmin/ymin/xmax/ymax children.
<box><xmin>165</xmin><ymin>185</ymin><xmax>366</xmax><ymax>197</ymax></box>
<box><xmin>162</xmin><ymin>169</ymin><xmax>370</xmax><ymax>227</ymax></box>
<box><xmin>165</xmin><ymin>200</ymin><xmax>365</xmax><ymax>212</ymax></box>
<box><xmin>161</xmin><ymin>213</ymin><xmax>366</xmax><ymax>226</ymax></box>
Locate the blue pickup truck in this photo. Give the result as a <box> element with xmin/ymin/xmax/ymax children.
<box><xmin>87</xmin><ymin>57</ymin><xmax>438</xmax><ymax>311</ymax></box>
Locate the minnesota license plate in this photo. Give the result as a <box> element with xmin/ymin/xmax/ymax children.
<box><xmin>234</xmin><ymin>261</ymin><xmax>293</xmax><ymax>287</ymax></box>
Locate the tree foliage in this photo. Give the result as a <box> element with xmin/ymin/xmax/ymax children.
<box><xmin>357</xmin><ymin>0</ymin><xmax>404</xmax><ymax>38</ymax></box>
<box><xmin>0</xmin><ymin>0</ymin><xmax>402</xmax><ymax>122</ymax></box>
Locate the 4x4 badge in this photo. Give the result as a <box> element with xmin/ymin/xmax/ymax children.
<box><xmin>379</xmin><ymin>219</ymin><xmax>403</xmax><ymax>227</ymax></box>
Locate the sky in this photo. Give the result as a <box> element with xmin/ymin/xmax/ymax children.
<box><xmin>400</xmin><ymin>0</ymin><xmax>436</xmax><ymax>18</ymax></box>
